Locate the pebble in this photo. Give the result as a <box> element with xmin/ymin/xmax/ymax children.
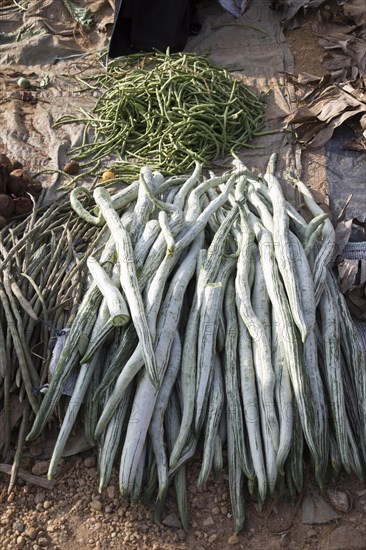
<box><xmin>34</xmin><ymin>493</ymin><xmax>45</xmax><ymax>504</ymax></box>
<box><xmin>38</xmin><ymin>538</ymin><xmax>49</xmax><ymax>547</ymax></box>
<box><xmin>43</xmin><ymin>501</ymin><xmax>52</xmax><ymax>510</ymax></box>
<box><xmin>104</xmin><ymin>505</ymin><xmax>113</xmax><ymax>514</ymax></box>
<box><xmin>90</xmin><ymin>500</ymin><xmax>103</xmax><ymax>512</ymax></box>
<box><xmin>176</xmin><ymin>529</ymin><xmax>186</xmax><ymax>541</ymax></box>
<box><xmin>307</xmin><ymin>528</ymin><xmax>316</xmax><ymax>538</ymax></box>
<box><xmin>13</xmin><ymin>521</ymin><xmax>25</xmax><ymax>533</ymax></box>
<box><xmin>84</xmin><ymin>456</ymin><xmax>96</xmax><ymax>468</ymax></box>
<box><xmin>32</xmin><ymin>462</ymin><xmax>49</xmax><ymax>476</ymax></box>
<box><xmin>327</xmin><ymin>489</ymin><xmax>351</xmax><ymax>513</ymax></box>
<box><xmin>221</xmin><ymin>506</ymin><xmax>228</xmax><ymax>515</ymax></box>
<box><xmin>16</xmin><ymin>536</ymin><xmax>25</xmax><ymax>549</ymax></box>
<box><xmin>208</xmin><ymin>534</ymin><xmax>218</xmax><ymax>543</ymax></box>
<box><xmin>212</xmin><ymin>506</ymin><xmax>220</xmax><ymax>515</ymax></box>
<box><xmin>327</xmin><ymin>525</ymin><xmax>365</xmax><ymax>550</ymax></box>
<box><xmin>228</xmin><ymin>534</ymin><xmax>239</xmax><ymax>545</ymax></box>
<box><xmin>107</xmin><ymin>486</ymin><xmax>116</xmax><ymax>500</ymax></box>
<box><xmin>30</xmin><ymin>445</ymin><xmax>43</xmax><ymax>457</ymax></box>
<box><xmin>162</xmin><ymin>513</ymin><xmax>182</xmax><ymax>529</ymax></box>
<box><xmin>203</xmin><ymin>517</ymin><xmax>214</xmax><ymax>527</ymax></box>
<box><xmin>26</xmin><ymin>527</ymin><xmax>38</xmax><ymax>540</ymax></box>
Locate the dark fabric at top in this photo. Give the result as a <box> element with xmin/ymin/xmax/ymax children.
<box><xmin>109</xmin><ymin>0</ymin><xmax>191</xmax><ymax>58</ymax></box>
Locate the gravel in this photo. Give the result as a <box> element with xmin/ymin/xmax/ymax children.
<box><xmin>0</xmin><ymin>450</ymin><xmax>365</xmax><ymax>550</ymax></box>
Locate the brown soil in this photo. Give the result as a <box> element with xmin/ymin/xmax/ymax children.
<box><xmin>1</xmin><ymin>450</ymin><xmax>366</xmax><ymax>550</ymax></box>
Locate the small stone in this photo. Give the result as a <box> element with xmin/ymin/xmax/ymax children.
<box><xmin>7</xmin><ymin>492</ymin><xmax>15</xmax><ymax>503</ymax></box>
<box><xmin>30</xmin><ymin>445</ymin><xmax>42</xmax><ymax>457</ymax></box>
<box><xmin>162</xmin><ymin>513</ymin><xmax>182</xmax><ymax>529</ymax></box>
<box><xmin>26</xmin><ymin>527</ymin><xmax>38</xmax><ymax>540</ymax></box>
<box><xmin>327</xmin><ymin>525</ymin><xmax>365</xmax><ymax>550</ymax></box>
<box><xmin>84</xmin><ymin>456</ymin><xmax>96</xmax><ymax>468</ymax></box>
<box><xmin>43</xmin><ymin>501</ymin><xmax>52</xmax><ymax>510</ymax></box>
<box><xmin>221</xmin><ymin>506</ymin><xmax>228</xmax><ymax>515</ymax></box>
<box><xmin>117</xmin><ymin>508</ymin><xmax>125</xmax><ymax>517</ymax></box>
<box><xmin>37</xmin><ymin>538</ymin><xmax>49</xmax><ymax>547</ymax></box>
<box><xmin>203</xmin><ymin>517</ymin><xmax>214</xmax><ymax>527</ymax></box>
<box><xmin>307</xmin><ymin>528</ymin><xmax>316</xmax><ymax>538</ymax></box>
<box><xmin>34</xmin><ymin>492</ymin><xmax>45</xmax><ymax>504</ymax></box>
<box><xmin>104</xmin><ymin>505</ymin><xmax>113</xmax><ymax>514</ymax></box>
<box><xmin>32</xmin><ymin>461</ymin><xmax>49</xmax><ymax>476</ymax></box>
<box><xmin>228</xmin><ymin>534</ymin><xmax>239</xmax><ymax>545</ymax></box>
<box><xmin>13</xmin><ymin>521</ymin><xmax>25</xmax><ymax>533</ymax></box>
<box><xmin>177</xmin><ymin>530</ymin><xmax>186</xmax><ymax>541</ymax></box>
<box><xmin>208</xmin><ymin>534</ymin><xmax>218</xmax><ymax>543</ymax></box>
<box><xmin>107</xmin><ymin>486</ymin><xmax>116</xmax><ymax>500</ymax></box>
<box><xmin>16</xmin><ymin>536</ymin><xmax>25</xmax><ymax>549</ymax></box>
<box><xmin>36</xmin><ymin>503</ymin><xmax>43</xmax><ymax>512</ymax></box>
<box><xmin>211</xmin><ymin>506</ymin><xmax>220</xmax><ymax>515</ymax></box>
<box><xmin>90</xmin><ymin>500</ymin><xmax>103</xmax><ymax>512</ymax></box>
<box><xmin>327</xmin><ymin>489</ymin><xmax>351</xmax><ymax>513</ymax></box>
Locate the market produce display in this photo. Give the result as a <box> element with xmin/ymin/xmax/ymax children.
<box><xmin>1</xmin><ymin>156</ymin><xmax>364</xmax><ymax>534</ymax></box>
<box><xmin>55</xmin><ymin>51</ymin><xmax>265</xmax><ymax>181</ymax></box>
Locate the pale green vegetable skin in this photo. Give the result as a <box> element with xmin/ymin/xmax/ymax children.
<box><xmin>20</xmin><ymin>161</ymin><xmax>366</xmax><ymax>536</ymax></box>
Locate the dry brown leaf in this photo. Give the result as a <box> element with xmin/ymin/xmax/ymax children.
<box><xmin>334</xmin><ymin>219</ymin><xmax>354</xmax><ymax>260</ymax></box>
<box><xmin>338</xmin><ymin>259</ymin><xmax>359</xmax><ymax>293</ymax></box>
<box><xmin>284</xmin><ymin>76</ymin><xmax>366</xmax><ymax>148</ymax></box>
<box><xmin>346</xmin><ymin>285</ymin><xmax>366</xmax><ymax>320</ymax></box>
<box><xmin>271</xmin><ymin>0</ymin><xmax>327</xmax><ymax>28</ymax></box>
<box><xmin>343</xmin><ymin>0</ymin><xmax>366</xmax><ymax>26</ymax></box>
<box><xmin>360</xmin><ymin>259</ymin><xmax>366</xmax><ymax>285</ymax></box>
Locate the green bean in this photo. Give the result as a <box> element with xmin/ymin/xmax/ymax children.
<box><xmin>55</xmin><ymin>51</ymin><xmax>264</xmax><ymax>180</ymax></box>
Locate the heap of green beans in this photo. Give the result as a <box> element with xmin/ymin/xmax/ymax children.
<box><xmin>55</xmin><ymin>51</ymin><xmax>265</xmax><ymax>178</ymax></box>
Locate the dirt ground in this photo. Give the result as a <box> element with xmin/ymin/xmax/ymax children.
<box><xmin>1</xmin><ymin>7</ymin><xmax>365</xmax><ymax>550</ymax></box>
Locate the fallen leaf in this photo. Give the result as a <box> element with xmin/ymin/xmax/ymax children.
<box><xmin>338</xmin><ymin>259</ymin><xmax>359</xmax><ymax>293</ymax></box>
<box><xmin>343</xmin><ymin>0</ymin><xmax>366</xmax><ymax>26</ymax></box>
<box><xmin>360</xmin><ymin>259</ymin><xmax>366</xmax><ymax>285</ymax></box>
<box><xmin>284</xmin><ymin>76</ymin><xmax>366</xmax><ymax>149</ymax></box>
<box><xmin>302</xmin><ymin>492</ymin><xmax>341</xmax><ymax>524</ymax></box>
<box><xmin>334</xmin><ymin>219</ymin><xmax>354</xmax><ymax>260</ymax></box>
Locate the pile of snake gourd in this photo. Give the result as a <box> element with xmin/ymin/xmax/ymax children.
<box><xmin>1</xmin><ymin>157</ymin><xmax>365</xmax><ymax>534</ymax></box>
